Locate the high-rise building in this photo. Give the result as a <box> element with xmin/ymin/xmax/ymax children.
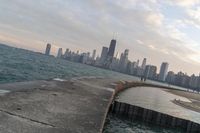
<box><xmin>144</xmin><ymin>65</ymin><xmax>157</xmax><ymax>79</ymax></box>
<box><xmin>104</xmin><ymin>39</ymin><xmax>117</xmax><ymax>69</ymax></box>
<box><xmin>92</xmin><ymin>49</ymin><xmax>96</xmax><ymax>60</ymax></box>
<box><xmin>57</xmin><ymin>48</ymin><xmax>63</xmax><ymax>58</ymax></box>
<box><xmin>107</xmin><ymin>39</ymin><xmax>116</xmax><ymax>57</ymax></box>
<box><xmin>127</xmin><ymin>61</ymin><xmax>135</xmax><ymax>75</ymax></box>
<box><xmin>166</xmin><ymin>71</ymin><xmax>175</xmax><ymax>84</ymax></box>
<box><xmin>141</xmin><ymin>58</ymin><xmax>147</xmax><ymax>70</ymax></box>
<box><xmin>45</xmin><ymin>43</ymin><xmax>51</xmax><ymax>55</ymax></box>
<box><xmin>64</xmin><ymin>48</ymin><xmax>70</xmax><ymax>58</ymax></box>
<box><xmin>100</xmin><ymin>47</ymin><xmax>108</xmax><ymax>65</ymax></box>
<box><xmin>158</xmin><ymin>62</ymin><xmax>169</xmax><ymax>82</ymax></box>
<box><xmin>79</xmin><ymin>53</ymin><xmax>88</xmax><ymax>64</ymax></box>
<box><xmin>136</xmin><ymin>59</ymin><xmax>140</xmax><ymax>68</ymax></box>
<box><xmin>119</xmin><ymin>49</ymin><xmax>129</xmax><ymax>72</ymax></box>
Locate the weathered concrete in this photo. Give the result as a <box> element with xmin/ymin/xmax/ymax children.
<box><xmin>0</xmin><ymin>78</ymin><xmax>199</xmax><ymax>133</ymax></box>
<box><xmin>0</xmin><ymin>78</ymin><xmax>117</xmax><ymax>133</ymax></box>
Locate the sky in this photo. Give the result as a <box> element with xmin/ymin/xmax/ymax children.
<box><xmin>0</xmin><ymin>0</ymin><xmax>200</xmax><ymax>75</ymax></box>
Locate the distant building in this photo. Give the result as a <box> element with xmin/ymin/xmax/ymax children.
<box><xmin>136</xmin><ymin>59</ymin><xmax>140</xmax><ymax>68</ymax></box>
<box><xmin>107</xmin><ymin>39</ymin><xmax>116</xmax><ymax>57</ymax></box>
<box><xmin>119</xmin><ymin>49</ymin><xmax>129</xmax><ymax>73</ymax></box>
<box><xmin>57</xmin><ymin>48</ymin><xmax>63</xmax><ymax>58</ymax></box>
<box><xmin>110</xmin><ymin>57</ymin><xmax>119</xmax><ymax>71</ymax></box>
<box><xmin>127</xmin><ymin>61</ymin><xmax>135</xmax><ymax>75</ymax></box>
<box><xmin>45</xmin><ymin>43</ymin><xmax>51</xmax><ymax>55</ymax></box>
<box><xmin>79</xmin><ymin>53</ymin><xmax>88</xmax><ymax>64</ymax></box>
<box><xmin>136</xmin><ymin>67</ymin><xmax>144</xmax><ymax>76</ymax></box>
<box><xmin>189</xmin><ymin>74</ymin><xmax>199</xmax><ymax>89</ymax></box>
<box><xmin>64</xmin><ymin>48</ymin><xmax>70</xmax><ymax>58</ymax></box>
<box><xmin>100</xmin><ymin>47</ymin><xmax>108</xmax><ymax>65</ymax></box>
<box><xmin>166</xmin><ymin>71</ymin><xmax>176</xmax><ymax>84</ymax></box>
<box><xmin>158</xmin><ymin>62</ymin><xmax>169</xmax><ymax>82</ymax></box>
<box><xmin>141</xmin><ymin>58</ymin><xmax>147</xmax><ymax>70</ymax></box>
<box><xmin>104</xmin><ymin>39</ymin><xmax>117</xmax><ymax>69</ymax></box>
<box><xmin>92</xmin><ymin>49</ymin><xmax>96</xmax><ymax>60</ymax></box>
<box><xmin>144</xmin><ymin>65</ymin><xmax>157</xmax><ymax>79</ymax></box>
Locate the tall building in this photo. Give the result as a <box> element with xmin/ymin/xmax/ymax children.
<box><xmin>100</xmin><ymin>47</ymin><xmax>108</xmax><ymax>65</ymax></box>
<box><xmin>127</xmin><ymin>61</ymin><xmax>135</xmax><ymax>75</ymax></box>
<box><xmin>141</xmin><ymin>58</ymin><xmax>147</xmax><ymax>70</ymax></box>
<box><xmin>64</xmin><ymin>48</ymin><xmax>70</xmax><ymax>58</ymax></box>
<box><xmin>166</xmin><ymin>71</ymin><xmax>175</xmax><ymax>84</ymax></box>
<box><xmin>79</xmin><ymin>53</ymin><xmax>88</xmax><ymax>64</ymax></box>
<box><xmin>144</xmin><ymin>65</ymin><xmax>157</xmax><ymax>79</ymax></box>
<box><xmin>158</xmin><ymin>62</ymin><xmax>169</xmax><ymax>82</ymax></box>
<box><xmin>107</xmin><ymin>39</ymin><xmax>116</xmax><ymax>57</ymax></box>
<box><xmin>119</xmin><ymin>49</ymin><xmax>129</xmax><ymax>72</ymax></box>
<box><xmin>136</xmin><ymin>59</ymin><xmax>140</xmax><ymax>68</ymax></box>
<box><xmin>57</xmin><ymin>48</ymin><xmax>63</xmax><ymax>58</ymax></box>
<box><xmin>92</xmin><ymin>49</ymin><xmax>96</xmax><ymax>60</ymax></box>
<box><xmin>45</xmin><ymin>43</ymin><xmax>51</xmax><ymax>55</ymax></box>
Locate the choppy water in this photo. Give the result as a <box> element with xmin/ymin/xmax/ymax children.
<box><xmin>104</xmin><ymin>115</ymin><xmax>183</xmax><ymax>133</ymax></box>
<box><xmin>0</xmin><ymin>44</ymin><xmax>135</xmax><ymax>83</ymax></box>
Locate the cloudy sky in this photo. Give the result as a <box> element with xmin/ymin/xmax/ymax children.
<box><xmin>0</xmin><ymin>0</ymin><xmax>200</xmax><ymax>75</ymax></box>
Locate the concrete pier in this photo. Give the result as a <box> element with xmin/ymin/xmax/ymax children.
<box><xmin>0</xmin><ymin>78</ymin><xmax>199</xmax><ymax>133</ymax></box>
<box><xmin>0</xmin><ymin>78</ymin><xmax>117</xmax><ymax>133</ymax></box>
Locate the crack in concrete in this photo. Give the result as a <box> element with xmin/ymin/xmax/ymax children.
<box><xmin>0</xmin><ymin>109</ymin><xmax>55</xmax><ymax>128</ymax></box>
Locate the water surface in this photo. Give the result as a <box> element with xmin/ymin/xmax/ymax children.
<box><xmin>117</xmin><ymin>86</ymin><xmax>200</xmax><ymax>124</ymax></box>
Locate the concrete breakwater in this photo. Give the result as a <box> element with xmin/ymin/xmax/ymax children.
<box><xmin>109</xmin><ymin>101</ymin><xmax>200</xmax><ymax>133</ymax></box>
<box><xmin>0</xmin><ymin>78</ymin><xmax>199</xmax><ymax>133</ymax></box>
<box><xmin>0</xmin><ymin>78</ymin><xmax>119</xmax><ymax>133</ymax></box>
<box><xmin>107</xmin><ymin>81</ymin><xmax>200</xmax><ymax>133</ymax></box>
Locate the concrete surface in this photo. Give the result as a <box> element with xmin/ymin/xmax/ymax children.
<box><xmin>0</xmin><ymin>78</ymin><xmax>117</xmax><ymax>133</ymax></box>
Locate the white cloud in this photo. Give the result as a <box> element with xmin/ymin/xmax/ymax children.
<box><xmin>146</xmin><ymin>12</ymin><xmax>164</xmax><ymax>27</ymax></box>
<box><xmin>166</xmin><ymin>0</ymin><xmax>200</xmax><ymax>7</ymax></box>
<box><xmin>185</xmin><ymin>7</ymin><xmax>200</xmax><ymax>28</ymax></box>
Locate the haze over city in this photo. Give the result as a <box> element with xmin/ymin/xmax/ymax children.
<box><xmin>1</xmin><ymin>0</ymin><xmax>200</xmax><ymax>74</ymax></box>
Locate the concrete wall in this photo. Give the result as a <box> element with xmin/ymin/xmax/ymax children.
<box><xmin>109</xmin><ymin>101</ymin><xmax>200</xmax><ymax>133</ymax></box>
<box><xmin>103</xmin><ymin>81</ymin><xmax>200</xmax><ymax>133</ymax></box>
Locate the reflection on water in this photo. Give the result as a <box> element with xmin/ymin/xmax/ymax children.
<box><xmin>103</xmin><ymin>115</ymin><xmax>183</xmax><ymax>133</ymax></box>
<box><xmin>0</xmin><ymin>90</ymin><xmax>10</xmax><ymax>96</ymax></box>
<box><xmin>117</xmin><ymin>87</ymin><xmax>200</xmax><ymax>124</ymax></box>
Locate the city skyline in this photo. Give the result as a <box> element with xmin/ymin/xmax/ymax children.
<box><xmin>45</xmin><ymin>40</ymin><xmax>200</xmax><ymax>90</ymax></box>
<box><xmin>1</xmin><ymin>0</ymin><xmax>200</xmax><ymax>74</ymax></box>
<box><xmin>45</xmin><ymin>41</ymin><xmax>200</xmax><ymax>77</ymax></box>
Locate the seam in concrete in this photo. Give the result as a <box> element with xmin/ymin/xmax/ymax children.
<box><xmin>0</xmin><ymin>109</ymin><xmax>55</xmax><ymax>128</ymax></box>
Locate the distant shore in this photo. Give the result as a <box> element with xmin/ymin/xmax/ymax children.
<box><xmin>166</xmin><ymin>89</ymin><xmax>200</xmax><ymax>113</ymax></box>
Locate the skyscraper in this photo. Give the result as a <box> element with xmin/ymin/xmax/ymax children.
<box><xmin>144</xmin><ymin>65</ymin><xmax>157</xmax><ymax>79</ymax></box>
<box><xmin>92</xmin><ymin>49</ymin><xmax>96</xmax><ymax>60</ymax></box>
<box><xmin>104</xmin><ymin>39</ymin><xmax>117</xmax><ymax>69</ymax></box>
<box><xmin>141</xmin><ymin>58</ymin><xmax>147</xmax><ymax>70</ymax></box>
<box><xmin>45</xmin><ymin>43</ymin><xmax>51</xmax><ymax>55</ymax></box>
<box><xmin>158</xmin><ymin>62</ymin><xmax>169</xmax><ymax>82</ymax></box>
<box><xmin>57</xmin><ymin>48</ymin><xmax>63</xmax><ymax>58</ymax></box>
<box><xmin>119</xmin><ymin>49</ymin><xmax>129</xmax><ymax>72</ymax></box>
<box><xmin>100</xmin><ymin>47</ymin><xmax>108</xmax><ymax>65</ymax></box>
<box><xmin>107</xmin><ymin>39</ymin><xmax>116</xmax><ymax>57</ymax></box>
<box><xmin>136</xmin><ymin>59</ymin><xmax>140</xmax><ymax>68</ymax></box>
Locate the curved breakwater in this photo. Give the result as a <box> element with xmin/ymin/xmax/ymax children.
<box><xmin>103</xmin><ymin>81</ymin><xmax>200</xmax><ymax>133</ymax></box>
<box><xmin>109</xmin><ymin>101</ymin><xmax>200</xmax><ymax>133</ymax></box>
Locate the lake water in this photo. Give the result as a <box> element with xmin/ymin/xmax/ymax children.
<box><xmin>104</xmin><ymin>115</ymin><xmax>183</xmax><ymax>133</ymax></box>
